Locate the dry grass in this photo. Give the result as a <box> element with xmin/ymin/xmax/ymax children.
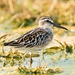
<box><xmin>0</xmin><ymin>0</ymin><xmax>75</xmax><ymax>26</ymax></box>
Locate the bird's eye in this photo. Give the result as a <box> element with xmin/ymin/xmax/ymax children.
<box><xmin>46</xmin><ymin>20</ymin><xmax>52</xmax><ymax>24</ymax></box>
<box><xmin>46</xmin><ymin>20</ymin><xmax>50</xmax><ymax>22</ymax></box>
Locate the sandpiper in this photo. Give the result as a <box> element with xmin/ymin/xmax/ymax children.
<box><xmin>4</xmin><ymin>16</ymin><xmax>68</xmax><ymax>66</ymax></box>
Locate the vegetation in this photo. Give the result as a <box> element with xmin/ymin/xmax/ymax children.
<box><xmin>0</xmin><ymin>0</ymin><xmax>75</xmax><ymax>27</ymax></box>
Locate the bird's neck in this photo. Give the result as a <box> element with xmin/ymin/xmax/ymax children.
<box><xmin>45</xmin><ymin>28</ymin><xmax>53</xmax><ymax>34</ymax></box>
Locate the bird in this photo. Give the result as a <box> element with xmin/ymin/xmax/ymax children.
<box><xmin>4</xmin><ymin>16</ymin><xmax>68</xmax><ymax>66</ymax></box>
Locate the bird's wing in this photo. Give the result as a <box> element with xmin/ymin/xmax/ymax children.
<box><xmin>4</xmin><ymin>28</ymin><xmax>51</xmax><ymax>48</ymax></box>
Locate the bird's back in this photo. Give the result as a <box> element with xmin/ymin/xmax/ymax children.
<box><xmin>4</xmin><ymin>28</ymin><xmax>53</xmax><ymax>49</ymax></box>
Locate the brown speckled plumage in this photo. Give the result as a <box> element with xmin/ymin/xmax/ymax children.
<box><xmin>4</xmin><ymin>28</ymin><xmax>53</xmax><ymax>48</ymax></box>
<box><xmin>4</xmin><ymin>16</ymin><xmax>67</xmax><ymax>52</ymax></box>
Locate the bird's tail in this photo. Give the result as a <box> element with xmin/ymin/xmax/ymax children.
<box><xmin>4</xmin><ymin>42</ymin><xmax>10</xmax><ymax>46</ymax></box>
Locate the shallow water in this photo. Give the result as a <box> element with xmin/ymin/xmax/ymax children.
<box><xmin>0</xmin><ymin>43</ymin><xmax>75</xmax><ymax>75</ymax></box>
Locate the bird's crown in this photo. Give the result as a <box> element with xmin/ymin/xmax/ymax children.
<box><xmin>39</xmin><ymin>16</ymin><xmax>54</xmax><ymax>24</ymax></box>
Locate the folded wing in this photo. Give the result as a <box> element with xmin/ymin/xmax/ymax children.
<box><xmin>4</xmin><ymin>28</ymin><xmax>51</xmax><ymax>48</ymax></box>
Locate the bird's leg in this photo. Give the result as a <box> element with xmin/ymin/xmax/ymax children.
<box><xmin>40</xmin><ymin>49</ymin><xmax>46</xmax><ymax>66</ymax></box>
<box><xmin>29</xmin><ymin>52</ymin><xmax>33</xmax><ymax>68</ymax></box>
<box><xmin>42</xmin><ymin>49</ymin><xmax>44</xmax><ymax>60</ymax></box>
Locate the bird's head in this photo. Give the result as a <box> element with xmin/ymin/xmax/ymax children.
<box><xmin>38</xmin><ymin>16</ymin><xmax>68</xmax><ymax>30</ymax></box>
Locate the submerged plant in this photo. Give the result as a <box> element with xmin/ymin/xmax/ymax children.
<box><xmin>18</xmin><ymin>66</ymin><xmax>62</xmax><ymax>74</ymax></box>
<box><xmin>65</xmin><ymin>42</ymin><xmax>73</xmax><ymax>54</ymax></box>
<box><xmin>55</xmin><ymin>39</ymin><xmax>73</xmax><ymax>54</ymax></box>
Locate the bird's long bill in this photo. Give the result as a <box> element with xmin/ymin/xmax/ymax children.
<box><xmin>53</xmin><ymin>23</ymin><xmax>68</xmax><ymax>30</ymax></box>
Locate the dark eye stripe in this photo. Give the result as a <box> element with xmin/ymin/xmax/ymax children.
<box><xmin>46</xmin><ymin>20</ymin><xmax>53</xmax><ymax>24</ymax></box>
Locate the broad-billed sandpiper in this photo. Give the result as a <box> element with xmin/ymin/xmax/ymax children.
<box><xmin>4</xmin><ymin>16</ymin><xmax>68</xmax><ymax>66</ymax></box>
